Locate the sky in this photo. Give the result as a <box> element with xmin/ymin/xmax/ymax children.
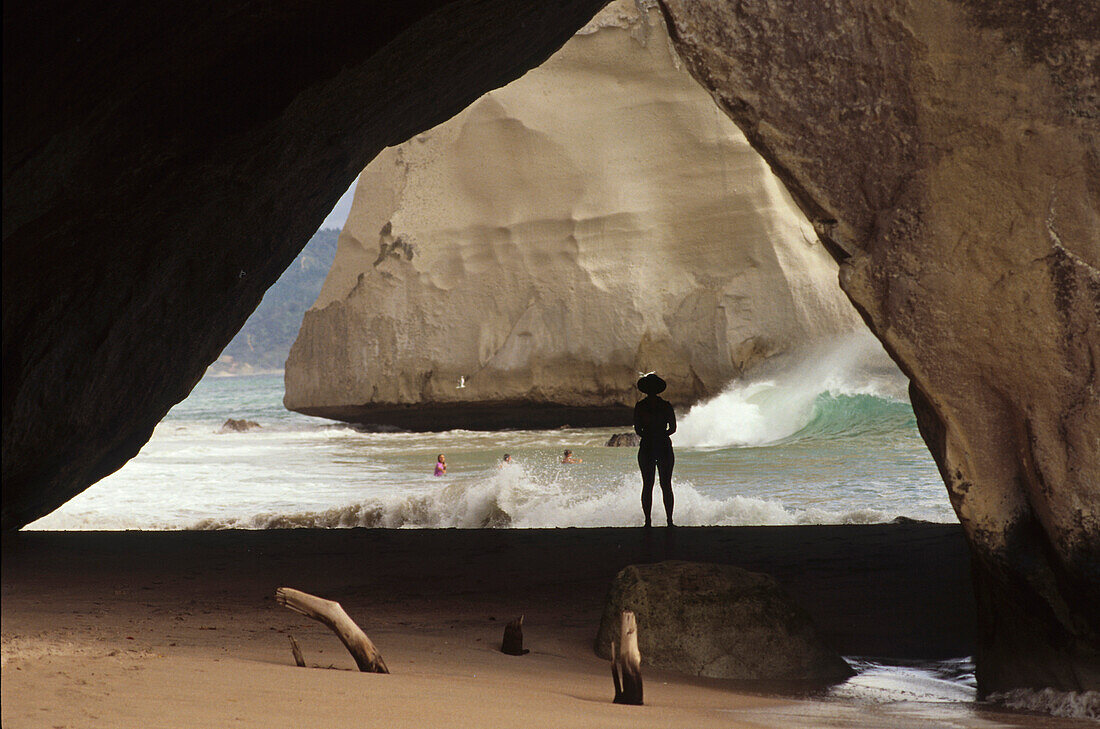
<box><xmin>318</xmin><ymin>176</ymin><xmax>358</xmax><ymax>230</ymax></box>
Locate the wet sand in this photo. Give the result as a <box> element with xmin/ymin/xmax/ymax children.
<box><xmin>1</xmin><ymin>524</ymin><xmax>1083</xmax><ymax>728</ymax></box>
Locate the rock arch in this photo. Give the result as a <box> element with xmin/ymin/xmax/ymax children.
<box><xmin>3</xmin><ymin>0</ymin><xmax>1096</xmax><ymax>695</ymax></box>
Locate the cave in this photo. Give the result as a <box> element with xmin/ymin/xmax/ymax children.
<box><xmin>3</xmin><ymin>0</ymin><xmax>1097</xmax><ymax>698</ymax></box>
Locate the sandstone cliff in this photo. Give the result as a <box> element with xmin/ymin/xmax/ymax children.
<box><xmin>284</xmin><ymin>0</ymin><xmax>864</xmax><ymax>428</ymax></box>
<box><xmin>659</xmin><ymin>0</ymin><xmax>1099</xmax><ymax>695</ymax></box>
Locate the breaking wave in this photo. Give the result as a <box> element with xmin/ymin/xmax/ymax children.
<box><xmin>675</xmin><ymin>333</ymin><xmax>911</xmax><ymax>449</ymax></box>
<box><xmin>190</xmin><ymin>462</ymin><xmax>896</xmax><ymax>530</ymax></box>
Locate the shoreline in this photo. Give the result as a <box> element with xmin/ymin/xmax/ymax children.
<box><xmin>3</xmin><ymin>523</ymin><xmax>976</xmax><ymax>658</ymax></box>
<box><xmin>6</xmin><ymin>524</ymin><xmax>1078</xmax><ymax>728</ymax></box>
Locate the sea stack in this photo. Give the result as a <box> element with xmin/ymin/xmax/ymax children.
<box><xmin>283</xmin><ymin>0</ymin><xmax>865</xmax><ymax>430</ymax></box>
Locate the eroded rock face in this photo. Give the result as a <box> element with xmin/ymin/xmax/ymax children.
<box><xmin>1</xmin><ymin>0</ymin><xmax>608</xmax><ymax>530</ymax></box>
<box><xmin>659</xmin><ymin>0</ymin><xmax>1099</xmax><ymax>694</ymax></box>
<box><xmin>4</xmin><ymin>0</ymin><xmax>1095</xmax><ymax>700</ymax></box>
<box><xmin>283</xmin><ymin>0</ymin><xmax>864</xmax><ymax>429</ymax></box>
<box><xmin>595</xmin><ymin>561</ymin><xmax>854</xmax><ymax>682</ymax></box>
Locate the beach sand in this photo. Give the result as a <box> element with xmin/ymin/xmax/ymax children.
<box><xmin>1</xmin><ymin>524</ymin><xmax>1082</xmax><ymax>728</ymax></box>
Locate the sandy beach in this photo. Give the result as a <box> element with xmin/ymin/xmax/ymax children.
<box><xmin>2</xmin><ymin>524</ymin><xmax>1084</xmax><ymax>728</ymax></box>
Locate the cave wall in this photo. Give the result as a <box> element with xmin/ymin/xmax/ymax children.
<box><xmin>2</xmin><ymin>0</ymin><xmax>609</xmax><ymax>530</ymax></box>
<box><xmin>658</xmin><ymin>0</ymin><xmax>1099</xmax><ymax>695</ymax></box>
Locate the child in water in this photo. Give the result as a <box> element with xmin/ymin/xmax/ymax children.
<box><xmin>561</xmin><ymin>449</ymin><xmax>583</xmax><ymax>464</ymax></box>
<box><xmin>434</xmin><ymin>454</ymin><xmax>447</xmax><ymax>476</ymax></box>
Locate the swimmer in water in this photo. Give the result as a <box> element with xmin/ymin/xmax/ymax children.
<box><xmin>500</xmin><ymin>453</ymin><xmax>513</xmax><ymax>468</ymax></box>
<box><xmin>434</xmin><ymin>454</ymin><xmax>447</xmax><ymax>477</ymax></box>
<box><xmin>634</xmin><ymin>373</ymin><xmax>676</xmax><ymax>527</ymax></box>
<box><xmin>561</xmin><ymin>449</ymin><xmax>583</xmax><ymax>464</ymax></box>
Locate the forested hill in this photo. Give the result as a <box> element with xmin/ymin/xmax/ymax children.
<box><xmin>208</xmin><ymin>228</ymin><xmax>339</xmax><ymax>375</ymax></box>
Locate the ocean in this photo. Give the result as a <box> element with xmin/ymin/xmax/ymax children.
<box><xmin>28</xmin><ymin>338</ymin><xmax>954</xmax><ymax>531</ymax></box>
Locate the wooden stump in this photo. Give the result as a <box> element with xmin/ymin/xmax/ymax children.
<box><xmin>288</xmin><ymin>635</ymin><xmax>306</xmax><ymax>667</ymax></box>
<box><xmin>275</xmin><ymin>587</ymin><xmax>389</xmax><ymax>673</ymax></box>
<box><xmin>501</xmin><ymin>615</ymin><xmax>530</xmax><ymax>655</ymax></box>
<box><xmin>611</xmin><ymin>610</ymin><xmax>643</xmax><ymax>705</ymax></box>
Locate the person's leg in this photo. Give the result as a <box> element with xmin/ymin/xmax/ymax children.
<box><xmin>638</xmin><ymin>447</ymin><xmax>656</xmax><ymax>527</ymax></box>
<box><xmin>656</xmin><ymin>443</ymin><xmax>675</xmax><ymax>526</ymax></box>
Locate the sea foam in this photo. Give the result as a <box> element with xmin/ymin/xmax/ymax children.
<box><xmin>986</xmin><ymin>688</ymin><xmax>1100</xmax><ymax>720</ymax></box>
<box><xmin>190</xmin><ymin>462</ymin><xmax>895</xmax><ymax>531</ymax></box>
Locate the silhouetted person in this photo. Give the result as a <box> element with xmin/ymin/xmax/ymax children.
<box><xmin>634</xmin><ymin>373</ymin><xmax>676</xmax><ymax>527</ymax></box>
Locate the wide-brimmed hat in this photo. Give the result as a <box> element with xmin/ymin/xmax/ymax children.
<box><xmin>636</xmin><ymin>373</ymin><xmax>667</xmax><ymax>395</ymax></box>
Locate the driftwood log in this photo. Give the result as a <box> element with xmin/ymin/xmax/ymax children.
<box><xmin>275</xmin><ymin>587</ymin><xmax>389</xmax><ymax>673</ymax></box>
<box><xmin>501</xmin><ymin>615</ymin><xmax>530</xmax><ymax>655</ymax></box>
<box><xmin>611</xmin><ymin>610</ymin><xmax>643</xmax><ymax>705</ymax></box>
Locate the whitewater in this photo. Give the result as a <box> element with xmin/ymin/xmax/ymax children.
<box><xmin>27</xmin><ymin>337</ymin><xmax>954</xmax><ymax>531</ymax></box>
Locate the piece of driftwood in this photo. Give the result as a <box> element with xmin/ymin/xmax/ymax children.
<box><xmin>275</xmin><ymin>587</ymin><xmax>389</xmax><ymax>673</ymax></box>
<box><xmin>501</xmin><ymin>615</ymin><xmax>530</xmax><ymax>655</ymax></box>
<box><xmin>611</xmin><ymin>610</ymin><xmax>643</xmax><ymax>705</ymax></box>
<box><xmin>288</xmin><ymin>635</ymin><xmax>306</xmax><ymax>667</ymax></box>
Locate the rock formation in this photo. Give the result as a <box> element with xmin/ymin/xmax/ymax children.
<box><xmin>3</xmin><ymin>0</ymin><xmax>1095</xmax><ymax>701</ymax></box>
<box><xmin>2</xmin><ymin>0</ymin><xmax>608</xmax><ymax>530</ymax></box>
<box><xmin>219</xmin><ymin>419</ymin><xmax>261</xmax><ymax>433</ymax></box>
<box><xmin>658</xmin><ymin>0</ymin><xmax>1099</xmax><ymax>695</ymax></box>
<box><xmin>283</xmin><ymin>0</ymin><xmax>864</xmax><ymax>429</ymax></box>
<box><xmin>595</xmin><ymin>561</ymin><xmax>853</xmax><ymax>682</ymax></box>
<box><xmin>605</xmin><ymin>433</ymin><xmax>641</xmax><ymax>447</ymax></box>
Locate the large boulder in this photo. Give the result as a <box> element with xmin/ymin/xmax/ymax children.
<box><xmin>283</xmin><ymin>0</ymin><xmax>865</xmax><ymax>429</ymax></box>
<box><xmin>658</xmin><ymin>0</ymin><xmax>1100</xmax><ymax>695</ymax></box>
<box><xmin>595</xmin><ymin>561</ymin><xmax>854</xmax><ymax>682</ymax></box>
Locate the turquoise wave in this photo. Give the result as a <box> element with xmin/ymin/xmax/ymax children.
<box><xmin>785</xmin><ymin>393</ymin><xmax>917</xmax><ymax>442</ymax></box>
